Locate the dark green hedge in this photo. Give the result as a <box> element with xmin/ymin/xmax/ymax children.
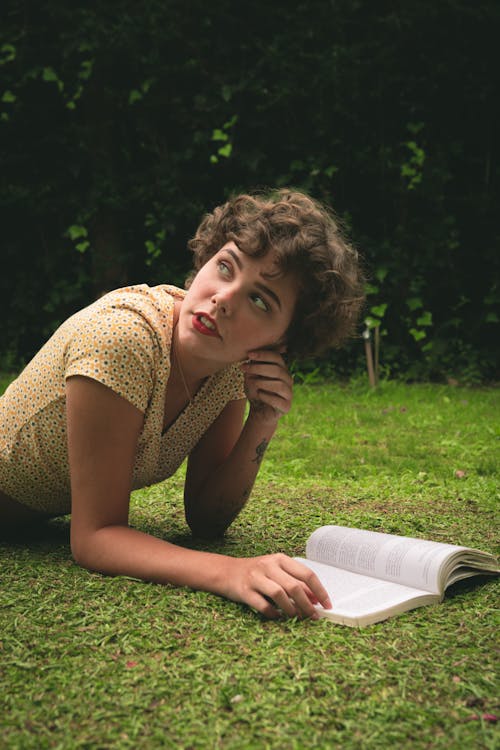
<box><xmin>1</xmin><ymin>0</ymin><xmax>498</xmax><ymax>380</ymax></box>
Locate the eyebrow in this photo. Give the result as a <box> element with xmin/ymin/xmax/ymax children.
<box><xmin>227</xmin><ymin>248</ymin><xmax>282</xmax><ymax>310</ymax></box>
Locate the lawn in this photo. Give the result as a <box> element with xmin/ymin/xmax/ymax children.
<box><xmin>1</xmin><ymin>379</ymin><xmax>498</xmax><ymax>749</ymax></box>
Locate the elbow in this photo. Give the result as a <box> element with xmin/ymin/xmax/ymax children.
<box><xmin>70</xmin><ymin>537</ymin><xmax>91</xmax><ymax>570</ymax></box>
<box><xmin>70</xmin><ymin>529</ymin><xmax>100</xmax><ymax>571</ymax></box>
<box><xmin>184</xmin><ymin>492</ymin><xmax>234</xmax><ymax>539</ymax></box>
<box><xmin>185</xmin><ymin>512</ymin><xmax>227</xmax><ymax>541</ymax></box>
<box><xmin>190</xmin><ymin>525</ymin><xmax>226</xmax><ymax>541</ymax></box>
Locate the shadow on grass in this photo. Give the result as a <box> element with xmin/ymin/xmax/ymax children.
<box><xmin>0</xmin><ymin>516</ymin><xmax>71</xmax><ymax>549</ymax></box>
<box><xmin>165</xmin><ymin>531</ymin><xmax>245</xmax><ymax>556</ymax></box>
<box><xmin>0</xmin><ymin>521</ymin><xmax>221</xmax><ymax>553</ymax></box>
<box><xmin>444</xmin><ymin>574</ymin><xmax>499</xmax><ymax>599</ymax></box>
<box><xmin>0</xmin><ymin>522</ymin><xmax>229</xmax><ymax>562</ymax></box>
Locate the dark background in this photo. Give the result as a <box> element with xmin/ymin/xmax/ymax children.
<box><xmin>1</xmin><ymin>0</ymin><xmax>498</xmax><ymax>380</ymax></box>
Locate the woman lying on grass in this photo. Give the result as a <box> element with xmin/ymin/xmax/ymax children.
<box><xmin>0</xmin><ymin>190</ymin><xmax>364</xmax><ymax>620</ymax></box>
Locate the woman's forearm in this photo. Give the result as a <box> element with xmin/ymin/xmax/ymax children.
<box><xmin>71</xmin><ymin>522</ymin><xmax>331</xmax><ymax>620</ymax></box>
<box><xmin>184</xmin><ymin>410</ymin><xmax>279</xmax><ymax>537</ymax></box>
<box><xmin>71</xmin><ymin>522</ymin><xmax>234</xmax><ymax>592</ymax></box>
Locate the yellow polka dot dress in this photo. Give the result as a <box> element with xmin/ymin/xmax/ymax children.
<box><xmin>0</xmin><ymin>284</ymin><xmax>245</xmax><ymax>514</ymax></box>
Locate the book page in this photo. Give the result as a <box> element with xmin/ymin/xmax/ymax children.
<box><xmin>306</xmin><ymin>526</ymin><xmax>467</xmax><ymax>594</ymax></box>
<box><xmin>295</xmin><ymin>557</ymin><xmax>437</xmax><ymax>626</ymax></box>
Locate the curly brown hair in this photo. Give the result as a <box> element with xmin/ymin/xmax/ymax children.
<box><xmin>187</xmin><ymin>189</ymin><xmax>365</xmax><ymax>360</ymax></box>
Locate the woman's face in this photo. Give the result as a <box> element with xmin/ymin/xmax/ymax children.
<box><xmin>177</xmin><ymin>241</ymin><xmax>298</xmax><ymax>370</ymax></box>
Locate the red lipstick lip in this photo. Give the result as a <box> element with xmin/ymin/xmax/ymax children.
<box><xmin>192</xmin><ymin>313</ymin><xmax>220</xmax><ymax>338</ymax></box>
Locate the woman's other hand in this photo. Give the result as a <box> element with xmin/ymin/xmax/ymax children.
<box><xmin>241</xmin><ymin>348</ymin><xmax>293</xmax><ymax>424</ymax></box>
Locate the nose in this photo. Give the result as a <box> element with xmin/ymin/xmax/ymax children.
<box><xmin>212</xmin><ymin>284</ymin><xmax>238</xmax><ymax>316</ymax></box>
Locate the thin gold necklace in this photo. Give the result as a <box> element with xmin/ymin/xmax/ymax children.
<box><xmin>173</xmin><ymin>332</ymin><xmax>192</xmax><ymax>402</ymax></box>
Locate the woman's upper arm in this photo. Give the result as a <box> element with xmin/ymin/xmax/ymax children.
<box><xmin>65</xmin><ymin>375</ymin><xmax>144</xmax><ymax>552</ymax></box>
<box><xmin>184</xmin><ymin>398</ymin><xmax>246</xmax><ymax>498</ymax></box>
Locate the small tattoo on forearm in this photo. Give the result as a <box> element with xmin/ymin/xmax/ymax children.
<box><xmin>252</xmin><ymin>439</ymin><xmax>269</xmax><ymax>465</ymax></box>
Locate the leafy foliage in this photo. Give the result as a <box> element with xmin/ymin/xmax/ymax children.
<box><xmin>1</xmin><ymin>0</ymin><xmax>499</xmax><ymax>380</ymax></box>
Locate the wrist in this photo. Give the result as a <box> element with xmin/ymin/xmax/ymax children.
<box><xmin>207</xmin><ymin>553</ymin><xmax>241</xmax><ymax>598</ymax></box>
<box><xmin>247</xmin><ymin>403</ymin><xmax>280</xmax><ymax>430</ymax></box>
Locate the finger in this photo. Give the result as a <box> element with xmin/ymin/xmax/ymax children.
<box><xmin>280</xmin><ymin>558</ymin><xmax>332</xmax><ymax>610</ymax></box>
<box><xmin>245</xmin><ymin>376</ymin><xmax>292</xmax><ymax>399</ymax></box>
<box><xmin>241</xmin><ymin>362</ymin><xmax>290</xmax><ymax>382</ymax></box>
<box><xmin>257</xmin><ymin>578</ymin><xmax>301</xmax><ymax>619</ymax></box>
<box><xmin>252</xmin><ymin>389</ymin><xmax>291</xmax><ymax>415</ymax></box>
<box><xmin>284</xmin><ymin>578</ymin><xmax>322</xmax><ymax>619</ymax></box>
<box><xmin>244</xmin><ymin>379</ymin><xmax>291</xmax><ymax>413</ymax></box>
<box><xmin>244</xmin><ymin>369</ymin><xmax>292</xmax><ymax>397</ymax></box>
<box><xmin>247</xmin><ymin>349</ymin><xmax>287</xmax><ymax>367</ymax></box>
<box><xmin>245</xmin><ymin>556</ymin><xmax>328</xmax><ymax>620</ymax></box>
<box><xmin>246</xmin><ymin>592</ymin><xmax>283</xmax><ymax>620</ymax></box>
<box><xmin>243</xmin><ymin>367</ymin><xmax>293</xmax><ymax>393</ymax></box>
<box><xmin>262</xmin><ymin>570</ymin><xmax>321</xmax><ymax>619</ymax></box>
<box><xmin>245</xmin><ymin>374</ymin><xmax>291</xmax><ymax>395</ymax></box>
<box><xmin>251</xmin><ymin>559</ymin><xmax>316</xmax><ymax>619</ymax></box>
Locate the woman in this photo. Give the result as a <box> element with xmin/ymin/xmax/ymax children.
<box><xmin>0</xmin><ymin>190</ymin><xmax>364</xmax><ymax>620</ymax></box>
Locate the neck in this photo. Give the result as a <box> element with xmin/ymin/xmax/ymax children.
<box><xmin>172</xmin><ymin>300</ymin><xmax>227</xmax><ymax>384</ymax></box>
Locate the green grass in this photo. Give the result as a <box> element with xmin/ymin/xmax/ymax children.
<box><xmin>1</xmin><ymin>380</ymin><xmax>499</xmax><ymax>749</ymax></box>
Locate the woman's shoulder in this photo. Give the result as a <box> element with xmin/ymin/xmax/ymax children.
<box><xmin>62</xmin><ymin>284</ymin><xmax>181</xmax><ymax>413</ymax></box>
<box><xmin>77</xmin><ymin>283</ymin><xmax>184</xmax><ymax>347</ymax></box>
<box><xmin>98</xmin><ymin>283</ymin><xmax>185</xmax><ymax>317</ymax></box>
<box><xmin>59</xmin><ymin>283</ymin><xmax>182</xmax><ymax>376</ymax></box>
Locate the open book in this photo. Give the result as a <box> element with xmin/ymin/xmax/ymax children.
<box><xmin>295</xmin><ymin>525</ymin><xmax>499</xmax><ymax>627</ymax></box>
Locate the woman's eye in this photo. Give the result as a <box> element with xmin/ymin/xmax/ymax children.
<box><xmin>251</xmin><ymin>294</ymin><xmax>269</xmax><ymax>312</ymax></box>
<box><xmin>218</xmin><ymin>260</ymin><xmax>231</xmax><ymax>276</ymax></box>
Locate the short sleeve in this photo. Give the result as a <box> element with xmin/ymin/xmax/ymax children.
<box><xmin>63</xmin><ymin>305</ymin><xmax>159</xmax><ymax>413</ymax></box>
<box><xmin>220</xmin><ymin>363</ymin><xmax>246</xmax><ymax>402</ymax></box>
